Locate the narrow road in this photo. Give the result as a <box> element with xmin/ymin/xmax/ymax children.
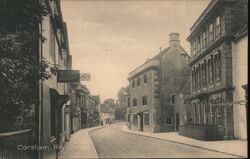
<box><xmin>89</xmin><ymin>122</ymin><xmax>238</xmax><ymax>158</ymax></box>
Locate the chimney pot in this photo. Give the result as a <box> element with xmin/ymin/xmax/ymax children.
<box><xmin>169</xmin><ymin>33</ymin><xmax>180</xmax><ymax>47</ymax></box>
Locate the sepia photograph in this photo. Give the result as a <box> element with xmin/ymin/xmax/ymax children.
<box><xmin>0</xmin><ymin>0</ymin><xmax>248</xmax><ymax>158</ymax></box>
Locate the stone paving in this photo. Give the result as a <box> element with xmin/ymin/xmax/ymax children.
<box><xmin>122</xmin><ymin>125</ymin><xmax>248</xmax><ymax>158</ymax></box>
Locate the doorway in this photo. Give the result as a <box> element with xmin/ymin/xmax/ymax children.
<box><xmin>139</xmin><ymin>113</ymin><xmax>143</xmax><ymax>131</ymax></box>
<box><xmin>176</xmin><ymin>113</ymin><xmax>179</xmax><ymax>131</ymax></box>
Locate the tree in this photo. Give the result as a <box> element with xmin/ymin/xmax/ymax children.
<box><xmin>115</xmin><ymin>87</ymin><xmax>129</xmax><ymax>120</ymax></box>
<box><xmin>0</xmin><ymin>0</ymin><xmax>51</xmax><ymax>132</ymax></box>
<box><xmin>103</xmin><ymin>98</ymin><xmax>117</xmax><ymax>110</ymax></box>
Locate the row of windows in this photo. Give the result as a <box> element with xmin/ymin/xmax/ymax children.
<box><xmin>190</xmin><ymin>102</ymin><xmax>225</xmax><ymax>126</ymax></box>
<box><xmin>191</xmin><ymin>52</ymin><xmax>221</xmax><ymax>90</ymax></box>
<box><xmin>131</xmin><ymin>113</ymin><xmax>150</xmax><ymax>126</ymax></box>
<box><xmin>132</xmin><ymin>74</ymin><xmax>147</xmax><ymax>88</ymax></box>
<box><xmin>191</xmin><ymin>16</ymin><xmax>221</xmax><ymax>56</ymax></box>
<box><xmin>131</xmin><ymin>114</ymin><xmax>172</xmax><ymax>126</ymax></box>
<box><xmin>132</xmin><ymin>96</ymin><xmax>148</xmax><ymax>107</ymax></box>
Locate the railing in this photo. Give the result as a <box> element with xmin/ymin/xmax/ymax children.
<box><xmin>179</xmin><ymin>124</ymin><xmax>222</xmax><ymax>141</ymax></box>
<box><xmin>0</xmin><ymin>129</ymin><xmax>35</xmax><ymax>159</ymax></box>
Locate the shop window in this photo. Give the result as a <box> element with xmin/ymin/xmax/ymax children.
<box><xmin>142</xmin><ymin>96</ymin><xmax>147</xmax><ymax>105</ymax></box>
<box><xmin>165</xmin><ymin>117</ymin><xmax>173</xmax><ymax>125</ymax></box>
<box><xmin>144</xmin><ymin>113</ymin><xmax>149</xmax><ymax>126</ymax></box>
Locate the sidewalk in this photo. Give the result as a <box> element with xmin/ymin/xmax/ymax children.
<box><xmin>122</xmin><ymin>125</ymin><xmax>247</xmax><ymax>158</ymax></box>
<box><xmin>58</xmin><ymin>125</ymin><xmax>106</xmax><ymax>159</ymax></box>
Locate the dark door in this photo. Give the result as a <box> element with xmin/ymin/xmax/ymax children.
<box><xmin>140</xmin><ymin>114</ymin><xmax>143</xmax><ymax>131</ymax></box>
<box><xmin>176</xmin><ymin>113</ymin><xmax>179</xmax><ymax>131</ymax></box>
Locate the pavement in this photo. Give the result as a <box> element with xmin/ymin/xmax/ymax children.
<box><xmin>122</xmin><ymin>125</ymin><xmax>248</xmax><ymax>158</ymax></box>
<box><xmin>58</xmin><ymin>125</ymin><xmax>107</xmax><ymax>159</ymax></box>
<box><xmin>89</xmin><ymin>123</ymin><xmax>240</xmax><ymax>158</ymax></box>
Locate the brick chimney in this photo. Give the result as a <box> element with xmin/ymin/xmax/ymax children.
<box><xmin>169</xmin><ymin>33</ymin><xmax>180</xmax><ymax>47</ymax></box>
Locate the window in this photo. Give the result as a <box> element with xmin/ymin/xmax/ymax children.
<box><xmin>209</xmin><ymin>23</ymin><xmax>213</xmax><ymax>43</ymax></box>
<box><xmin>142</xmin><ymin>96</ymin><xmax>147</xmax><ymax>105</ymax></box>
<box><xmin>202</xmin><ymin>31</ymin><xmax>207</xmax><ymax>49</ymax></box>
<box><xmin>127</xmin><ymin>114</ymin><xmax>130</xmax><ymax>122</ymax></box>
<box><xmin>133</xmin><ymin>98</ymin><xmax>137</xmax><ymax>107</ymax></box>
<box><xmin>143</xmin><ymin>74</ymin><xmax>147</xmax><ymax>84</ymax></box>
<box><xmin>133</xmin><ymin>114</ymin><xmax>138</xmax><ymax>125</ymax></box>
<box><xmin>214</xmin><ymin>54</ymin><xmax>218</xmax><ymax>80</ymax></box>
<box><xmin>132</xmin><ymin>80</ymin><xmax>135</xmax><ymax>88</ymax></box>
<box><xmin>127</xmin><ymin>97</ymin><xmax>130</xmax><ymax>107</ymax></box>
<box><xmin>201</xmin><ymin>63</ymin><xmax>204</xmax><ymax>85</ymax></box>
<box><xmin>144</xmin><ymin>113</ymin><xmax>149</xmax><ymax>126</ymax></box>
<box><xmin>171</xmin><ymin>94</ymin><xmax>175</xmax><ymax>104</ymax></box>
<box><xmin>207</xmin><ymin>58</ymin><xmax>213</xmax><ymax>84</ymax></box>
<box><xmin>197</xmin><ymin>65</ymin><xmax>201</xmax><ymax>88</ymax></box>
<box><xmin>211</xmin><ymin>56</ymin><xmax>214</xmax><ymax>83</ymax></box>
<box><xmin>197</xmin><ymin>36</ymin><xmax>201</xmax><ymax>52</ymax></box>
<box><xmin>165</xmin><ymin>117</ymin><xmax>172</xmax><ymax>125</ymax></box>
<box><xmin>215</xmin><ymin>16</ymin><xmax>221</xmax><ymax>36</ymax></box>
<box><xmin>214</xmin><ymin>52</ymin><xmax>221</xmax><ymax>81</ymax></box>
<box><xmin>192</xmin><ymin>69</ymin><xmax>195</xmax><ymax>90</ymax></box>
<box><xmin>137</xmin><ymin>77</ymin><xmax>140</xmax><ymax>86</ymax></box>
<box><xmin>192</xmin><ymin>40</ymin><xmax>196</xmax><ymax>55</ymax></box>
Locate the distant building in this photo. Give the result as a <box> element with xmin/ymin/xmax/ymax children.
<box><xmin>232</xmin><ymin>25</ymin><xmax>248</xmax><ymax>140</ymax></box>
<box><xmin>186</xmin><ymin>0</ymin><xmax>248</xmax><ymax>140</ymax></box>
<box><xmin>100</xmin><ymin>104</ymin><xmax>115</xmax><ymax>125</ymax></box>
<box><xmin>70</xmin><ymin>83</ymin><xmax>88</xmax><ymax>132</ymax></box>
<box><xmin>127</xmin><ymin>33</ymin><xmax>190</xmax><ymax>132</ymax></box>
<box><xmin>92</xmin><ymin>95</ymin><xmax>101</xmax><ymax>126</ymax></box>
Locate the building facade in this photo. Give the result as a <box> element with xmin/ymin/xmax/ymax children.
<box><xmin>127</xmin><ymin>33</ymin><xmax>190</xmax><ymax>132</ymax></box>
<box><xmin>232</xmin><ymin>25</ymin><xmax>248</xmax><ymax>140</ymax></box>
<box><xmin>39</xmin><ymin>0</ymin><xmax>73</xmax><ymax>158</ymax></box>
<box><xmin>186</xmin><ymin>0</ymin><xmax>248</xmax><ymax>140</ymax></box>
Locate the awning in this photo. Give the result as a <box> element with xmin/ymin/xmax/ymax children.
<box><xmin>50</xmin><ymin>89</ymin><xmax>70</xmax><ymax>109</ymax></box>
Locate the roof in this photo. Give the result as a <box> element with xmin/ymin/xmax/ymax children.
<box><xmin>187</xmin><ymin>0</ymin><xmax>236</xmax><ymax>41</ymax></box>
<box><xmin>128</xmin><ymin>47</ymin><xmax>171</xmax><ymax>80</ymax></box>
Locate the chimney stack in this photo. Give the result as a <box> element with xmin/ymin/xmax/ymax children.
<box><xmin>169</xmin><ymin>33</ymin><xmax>180</xmax><ymax>47</ymax></box>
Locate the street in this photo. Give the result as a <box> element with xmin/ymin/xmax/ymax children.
<box><xmin>89</xmin><ymin>123</ymin><xmax>238</xmax><ymax>158</ymax></box>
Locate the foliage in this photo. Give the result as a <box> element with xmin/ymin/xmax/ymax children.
<box><xmin>115</xmin><ymin>87</ymin><xmax>128</xmax><ymax>120</ymax></box>
<box><xmin>0</xmin><ymin>0</ymin><xmax>50</xmax><ymax>132</ymax></box>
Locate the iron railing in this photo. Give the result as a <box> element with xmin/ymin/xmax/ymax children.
<box><xmin>0</xmin><ymin>129</ymin><xmax>35</xmax><ymax>159</ymax></box>
<box><xmin>179</xmin><ymin>124</ymin><xmax>222</xmax><ymax>141</ymax></box>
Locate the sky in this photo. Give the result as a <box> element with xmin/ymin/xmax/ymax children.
<box><xmin>61</xmin><ymin>0</ymin><xmax>210</xmax><ymax>102</ymax></box>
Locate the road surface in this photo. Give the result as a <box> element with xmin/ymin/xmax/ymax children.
<box><xmin>89</xmin><ymin>123</ymin><xmax>238</xmax><ymax>158</ymax></box>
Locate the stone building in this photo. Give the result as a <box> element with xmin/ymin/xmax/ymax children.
<box><xmin>127</xmin><ymin>33</ymin><xmax>190</xmax><ymax>132</ymax></box>
<box><xmin>232</xmin><ymin>25</ymin><xmax>248</xmax><ymax>140</ymax></box>
<box><xmin>39</xmin><ymin>0</ymin><xmax>73</xmax><ymax>158</ymax></box>
<box><xmin>69</xmin><ymin>83</ymin><xmax>87</xmax><ymax>133</ymax></box>
<box><xmin>186</xmin><ymin>0</ymin><xmax>248</xmax><ymax>140</ymax></box>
